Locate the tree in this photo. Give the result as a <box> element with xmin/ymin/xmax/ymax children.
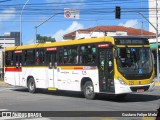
<box><xmin>36</xmin><ymin>34</ymin><xmax>56</xmax><ymax>43</ymax></box>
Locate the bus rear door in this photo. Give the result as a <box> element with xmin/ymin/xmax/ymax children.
<box><xmin>46</xmin><ymin>47</ymin><xmax>57</xmax><ymax>89</ymax></box>
<box><xmin>14</xmin><ymin>50</ymin><xmax>22</xmax><ymax>86</ymax></box>
<box><xmin>98</xmin><ymin>43</ymin><xmax>115</xmax><ymax>93</ymax></box>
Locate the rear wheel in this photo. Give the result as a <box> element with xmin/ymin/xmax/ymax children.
<box><xmin>28</xmin><ymin>77</ymin><xmax>36</xmax><ymax>93</ymax></box>
<box><xmin>83</xmin><ymin>81</ymin><xmax>96</xmax><ymax>100</ymax></box>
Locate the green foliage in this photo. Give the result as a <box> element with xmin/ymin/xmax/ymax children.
<box><xmin>36</xmin><ymin>34</ymin><xmax>56</xmax><ymax>43</ymax></box>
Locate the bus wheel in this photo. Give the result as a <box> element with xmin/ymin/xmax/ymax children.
<box><xmin>28</xmin><ymin>78</ymin><xmax>36</xmax><ymax>93</ymax></box>
<box><xmin>83</xmin><ymin>81</ymin><xmax>96</xmax><ymax>100</ymax></box>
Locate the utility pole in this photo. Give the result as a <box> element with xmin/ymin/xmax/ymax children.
<box><xmin>35</xmin><ymin>13</ymin><xmax>60</xmax><ymax>43</ymax></box>
<box><xmin>155</xmin><ymin>0</ymin><xmax>159</xmax><ymax>83</ymax></box>
<box><xmin>140</xmin><ymin>0</ymin><xmax>143</xmax><ymax>35</ymax></box>
<box><xmin>20</xmin><ymin>0</ymin><xmax>30</xmax><ymax>46</ymax></box>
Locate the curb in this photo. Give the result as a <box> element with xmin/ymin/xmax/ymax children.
<box><xmin>0</xmin><ymin>81</ymin><xmax>10</xmax><ymax>86</ymax></box>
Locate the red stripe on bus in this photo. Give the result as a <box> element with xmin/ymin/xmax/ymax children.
<box><xmin>74</xmin><ymin>67</ymin><xmax>83</xmax><ymax>70</ymax></box>
<box><xmin>5</xmin><ymin>68</ymin><xmax>22</xmax><ymax>72</ymax></box>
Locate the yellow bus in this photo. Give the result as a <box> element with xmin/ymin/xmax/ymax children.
<box><xmin>4</xmin><ymin>36</ymin><xmax>155</xmax><ymax>99</ymax></box>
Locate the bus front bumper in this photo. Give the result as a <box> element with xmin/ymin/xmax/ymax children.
<box><xmin>114</xmin><ymin>80</ymin><xmax>155</xmax><ymax>94</ymax></box>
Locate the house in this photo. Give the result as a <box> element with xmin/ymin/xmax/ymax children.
<box><xmin>63</xmin><ymin>26</ymin><xmax>155</xmax><ymax>40</ymax></box>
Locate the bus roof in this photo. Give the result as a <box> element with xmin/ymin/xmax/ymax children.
<box><xmin>5</xmin><ymin>36</ymin><xmax>115</xmax><ymax>51</ymax></box>
<box><xmin>5</xmin><ymin>36</ymin><xmax>149</xmax><ymax>51</ymax></box>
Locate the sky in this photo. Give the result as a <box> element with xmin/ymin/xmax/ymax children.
<box><xmin>0</xmin><ymin>0</ymin><xmax>150</xmax><ymax>45</ymax></box>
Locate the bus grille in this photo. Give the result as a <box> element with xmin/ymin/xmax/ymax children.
<box><xmin>130</xmin><ymin>86</ymin><xmax>150</xmax><ymax>92</ymax></box>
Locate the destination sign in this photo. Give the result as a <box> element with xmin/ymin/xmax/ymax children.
<box><xmin>115</xmin><ymin>38</ymin><xmax>149</xmax><ymax>45</ymax></box>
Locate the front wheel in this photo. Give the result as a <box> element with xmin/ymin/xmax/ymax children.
<box><xmin>28</xmin><ymin>77</ymin><xmax>36</xmax><ymax>93</ymax></box>
<box><xmin>83</xmin><ymin>81</ymin><xmax>96</xmax><ymax>100</ymax></box>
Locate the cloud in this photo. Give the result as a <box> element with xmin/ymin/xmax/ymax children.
<box><xmin>0</xmin><ymin>8</ymin><xmax>16</xmax><ymax>21</ymax></box>
<box><xmin>119</xmin><ymin>20</ymin><xmax>141</xmax><ymax>29</ymax></box>
<box><xmin>52</xmin><ymin>21</ymin><xmax>84</xmax><ymax>41</ymax></box>
<box><xmin>0</xmin><ymin>8</ymin><xmax>16</xmax><ymax>30</ymax></box>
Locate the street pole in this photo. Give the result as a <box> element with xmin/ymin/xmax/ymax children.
<box><xmin>35</xmin><ymin>26</ymin><xmax>37</xmax><ymax>43</ymax></box>
<box><xmin>20</xmin><ymin>0</ymin><xmax>30</xmax><ymax>46</ymax></box>
<box><xmin>35</xmin><ymin>13</ymin><xmax>61</xmax><ymax>43</ymax></box>
<box><xmin>20</xmin><ymin>15</ymin><xmax>22</xmax><ymax>45</ymax></box>
<box><xmin>155</xmin><ymin>0</ymin><xmax>159</xmax><ymax>83</ymax></box>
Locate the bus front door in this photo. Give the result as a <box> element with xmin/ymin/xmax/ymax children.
<box><xmin>14</xmin><ymin>51</ymin><xmax>22</xmax><ymax>86</ymax></box>
<box><xmin>47</xmin><ymin>51</ymin><xmax>57</xmax><ymax>89</ymax></box>
<box><xmin>98</xmin><ymin>48</ymin><xmax>114</xmax><ymax>93</ymax></box>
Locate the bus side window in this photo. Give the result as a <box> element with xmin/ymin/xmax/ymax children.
<box><xmin>62</xmin><ymin>46</ymin><xmax>78</xmax><ymax>64</ymax></box>
<box><xmin>5</xmin><ymin>51</ymin><xmax>14</xmax><ymax>66</ymax></box>
<box><xmin>67</xmin><ymin>47</ymin><xmax>78</xmax><ymax>64</ymax></box>
<box><xmin>64</xmin><ymin>48</ymin><xmax>68</xmax><ymax>64</ymax></box>
<box><xmin>24</xmin><ymin>50</ymin><xmax>35</xmax><ymax>66</ymax></box>
<box><xmin>80</xmin><ymin>45</ymin><xmax>96</xmax><ymax>64</ymax></box>
<box><xmin>58</xmin><ymin>47</ymin><xmax>64</xmax><ymax>64</ymax></box>
<box><xmin>35</xmin><ymin>49</ymin><xmax>45</xmax><ymax>65</ymax></box>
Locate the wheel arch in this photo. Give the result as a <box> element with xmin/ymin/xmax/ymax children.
<box><xmin>27</xmin><ymin>76</ymin><xmax>34</xmax><ymax>87</ymax></box>
<box><xmin>80</xmin><ymin>77</ymin><xmax>93</xmax><ymax>91</ymax></box>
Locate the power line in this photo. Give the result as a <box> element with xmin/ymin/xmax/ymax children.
<box><xmin>0</xmin><ymin>0</ymin><xmax>13</xmax><ymax>3</ymax></box>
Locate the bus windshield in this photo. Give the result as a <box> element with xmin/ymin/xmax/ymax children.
<box><xmin>116</xmin><ymin>47</ymin><xmax>153</xmax><ymax>75</ymax></box>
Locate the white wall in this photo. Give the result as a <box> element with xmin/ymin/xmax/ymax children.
<box><xmin>75</xmin><ymin>31</ymin><xmax>127</xmax><ymax>40</ymax></box>
<box><xmin>149</xmin><ymin>37</ymin><xmax>160</xmax><ymax>43</ymax></box>
<box><xmin>0</xmin><ymin>38</ymin><xmax>15</xmax><ymax>48</ymax></box>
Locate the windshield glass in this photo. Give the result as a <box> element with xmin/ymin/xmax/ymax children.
<box><xmin>116</xmin><ymin>47</ymin><xmax>153</xmax><ymax>74</ymax></box>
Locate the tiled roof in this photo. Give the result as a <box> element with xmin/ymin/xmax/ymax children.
<box><xmin>63</xmin><ymin>26</ymin><xmax>156</xmax><ymax>39</ymax></box>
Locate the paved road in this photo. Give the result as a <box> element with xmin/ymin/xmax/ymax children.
<box><xmin>0</xmin><ymin>86</ymin><xmax>160</xmax><ymax>120</ymax></box>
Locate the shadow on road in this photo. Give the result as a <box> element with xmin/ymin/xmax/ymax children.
<box><xmin>12</xmin><ymin>87</ymin><xmax>160</xmax><ymax>102</ymax></box>
<box><xmin>97</xmin><ymin>93</ymin><xmax>160</xmax><ymax>102</ymax></box>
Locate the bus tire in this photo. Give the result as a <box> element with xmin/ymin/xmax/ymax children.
<box><xmin>28</xmin><ymin>77</ymin><xmax>36</xmax><ymax>93</ymax></box>
<box><xmin>83</xmin><ymin>81</ymin><xmax>96</xmax><ymax>100</ymax></box>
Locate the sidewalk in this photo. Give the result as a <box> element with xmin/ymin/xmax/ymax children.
<box><xmin>0</xmin><ymin>80</ymin><xmax>6</xmax><ymax>86</ymax></box>
<box><xmin>0</xmin><ymin>79</ymin><xmax>9</xmax><ymax>86</ymax></box>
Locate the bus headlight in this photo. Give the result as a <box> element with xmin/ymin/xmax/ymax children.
<box><xmin>118</xmin><ymin>77</ymin><xmax>126</xmax><ymax>85</ymax></box>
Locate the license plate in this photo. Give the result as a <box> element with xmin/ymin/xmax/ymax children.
<box><xmin>137</xmin><ymin>89</ymin><xmax>144</xmax><ymax>92</ymax></box>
